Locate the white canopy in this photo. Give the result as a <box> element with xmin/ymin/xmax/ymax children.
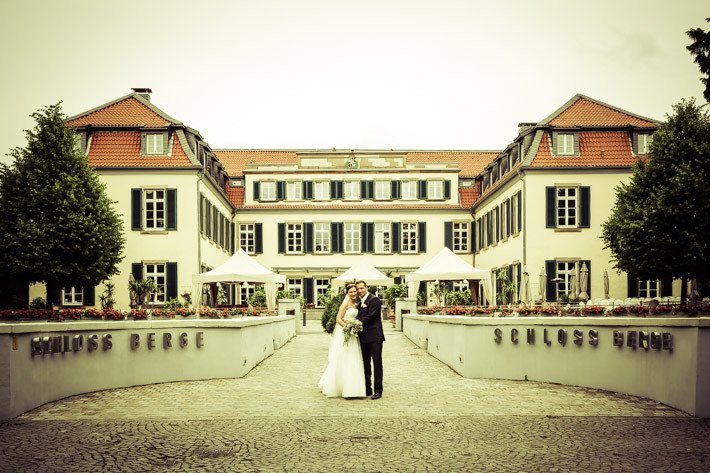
<box><xmin>192</xmin><ymin>249</ymin><xmax>286</xmax><ymax>310</ymax></box>
<box><xmin>332</xmin><ymin>261</ymin><xmax>394</xmax><ymax>290</ymax></box>
<box><xmin>405</xmin><ymin>247</ymin><xmax>493</xmax><ymax>305</ymax></box>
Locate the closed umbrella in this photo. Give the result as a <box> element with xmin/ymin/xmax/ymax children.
<box><xmin>518</xmin><ymin>266</ymin><xmax>531</xmax><ymax>304</ymax></box>
<box><xmin>691</xmin><ymin>279</ymin><xmax>700</xmax><ymax>300</ymax></box>
<box><xmin>579</xmin><ymin>263</ymin><xmax>589</xmax><ymax>301</ymax></box>
<box><xmin>603</xmin><ymin>269</ymin><xmax>610</xmax><ymax>299</ymax></box>
<box><xmin>539</xmin><ymin>266</ymin><xmax>547</xmax><ymax>302</ymax></box>
<box><xmin>569</xmin><ymin>273</ymin><xmax>578</xmax><ymax>301</ymax></box>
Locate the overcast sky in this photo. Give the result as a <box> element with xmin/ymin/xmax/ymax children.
<box><xmin>0</xmin><ymin>0</ymin><xmax>706</xmax><ymax>166</ymax></box>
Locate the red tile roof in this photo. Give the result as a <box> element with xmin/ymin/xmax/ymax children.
<box><xmin>214</xmin><ymin>150</ymin><xmax>298</xmax><ymax>176</ymax></box>
<box><xmin>406</xmin><ymin>152</ymin><xmax>498</xmax><ymax>177</ymax></box>
<box><xmin>530</xmin><ymin>131</ymin><xmax>640</xmax><ymax>167</ymax></box>
<box><xmin>227</xmin><ymin>186</ymin><xmax>245</xmax><ymax>208</ymax></box>
<box><xmin>87</xmin><ymin>132</ymin><xmax>193</xmax><ymax>167</ymax></box>
<box><xmin>68</xmin><ymin>97</ymin><xmax>175</xmax><ymax>128</ymax></box>
<box><xmin>548</xmin><ymin>97</ymin><xmax>656</xmax><ymax>128</ymax></box>
<box><xmin>459</xmin><ymin>187</ymin><xmax>478</xmax><ymax>207</ymax></box>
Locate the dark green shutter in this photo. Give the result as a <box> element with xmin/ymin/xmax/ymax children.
<box><xmin>253</xmin><ymin>181</ymin><xmax>260</xmax><ymax>201</ymax></box>
<box><xmin>360</xmin><ymin>181</ymin><xmax>367</xmax><ymax>199</ymax></box>
<box><xmin>303</xmin><ymin>181</ymin><xmax>313</xmax><ymax>200</ymax></box>
<box><xmin>546</xmin><ymin>260</ymin><xmax>557</xmax><ymax>302</ymax></box>
<box><xmin>661</xmin><ymin>277</ymin><xmax>673</xmax><ymax>297</ymax></box>
<box><xmin>231</xmin><ymin>222</ymin><xmax>236</xmax><ymax>254</ymax></box>
<box><xmin>255</xmin><ymin>223</ymin><xmax>263</xmax><ymax>254</ymax></box>
<box><xmin>361</xmin><ymin>222</ymin><xmax>374</xmax><ymax>253</ymax></box>
<box><xmin>199</xmin><ymin>194</ymin><xmax>204</xmax><ymax>234</ymax></box>
<box><xmin>131</xmin><ymin>189</ymin><xmax>142</xmax><ymax>230</ymax></box>
<box><xmin>167</xmin><ymin>188</ymin><xmax>177</xmax><ymax>230</ymax></box>
<box><xmin>392</xmin><ymin>222</ymin><xmax>401</xmax><ymax>253</ymax></box>
<box><xmin>506</xmin><ymin>199</ymin><xmax>512</xmax><ymax>237</ymax></box>
<box><xmin>418</xmin><ymin>222</ymin><xmax>426</xmax><ymax>252</ymax></box>
<box><xmin>444</xmin><ymin>180</ymin><xmax>451</xmax><ymax>199</ymax></box>
<box><xmin>331</xmin><ymin>222</ymin><xmax>343</xmax><ymax>253</ymax></box>
<box><xmin>277</xmin><ymin>181</ymin><xmax>285</xmax><ymax>200</ymax></box>
<box><xmin>334</xmin><ymin>181</ymin><xmax>343</xmax><ymax>199</ymax></box>
<box><xmin>392</xmin><ymin>180</ymin><xmax>401</xmax><ymax>199</ymax></box>
<box><xmin>418</xmin><ymin>180</ymin><xmax>427</xmax><ymax>199</ymax></box>
<box><xmin>166</xmin><ymin>262</ymin><xmax>178</xmax><ymax>301</ymax></box>
<box><xmin>471</xmin><ymin>221</ymin><xmax>476</xmax><ymax>252</ymax></box>
<box><xmin>580</xmin><ymin>186</ymin><xmax>590</xmax><ymax>228</ymax></box>
<box><xmin>627</xmin><ymin>275</ymin><xmax>639</xmax><ymax>297</ymax></box>
<box><xmin>444</xmin><ymin>222</ymin><xmax>453</xmax><ymax>249</ymax></box>
<box><xmin>582</xmin><ymin>260</ymin><xmax>591</xmax><ymax>299</ymax></box>
<box><xmin>304</xmin><ymin>278</ymin><xmax>314</xmax><ymax>304</ymax></box>
<box><xmin>330</xmin><ymin>181</ymin><xmax>339</xmax><ymax>199</ymax></box>
<box><xmin>278</xmin><ymin>223</ymin><xmax>285</xmax><ymax>253</ymax></box>
<box><xmin>495</xmin><ymin>207</ymin><xmax>500</xmax><ymax>242</ymax></box>
<box><xmin>304</xmin><ymin>223</ymin><xmax>314</xmax><ymax>253</ymax></box>
<box><xmin>132</xmin><ymin>263</ymin><xmax>143</xmax><ymax>281</ymax></box>
<box><xmin>515</xmin><ymin>263</ymin><xmax>521</xmax><ymax>303</ymax></box>
<box><xmin>206</xmin><ymin>201</ymin><xmax>212</xmax><ymax>239</ymax></box>
<box><xmin>546</xmin><ymin>187</ymin><xmax>557</xmax><ymax>228</ymax></box>
<box><xmin>84</xmin><ymin>286</ymin><xmax>95</xmax><ymax>306</ymax></box>
<box><xmin>516</xmin><ymin>191</ymin><xmax>522</xmax><ymax>232</ymax></box>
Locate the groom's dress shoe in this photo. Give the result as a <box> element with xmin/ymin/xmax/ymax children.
<box><xmin>371</xmin><ymin>392</ymin><xmax>382</xmax><ymax>400</ymax></box>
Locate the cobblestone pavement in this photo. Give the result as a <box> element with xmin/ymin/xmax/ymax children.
<box><xmin>1</xmin><ymin>322</ymin><xmax>709</xmax><ymax>472</ymax></box>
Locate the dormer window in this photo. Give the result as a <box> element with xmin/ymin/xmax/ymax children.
<box><xmin>557</xmin><ymin>134</ymin><xmax>574</xmax><ymax>155</ymax></box>
<box><xmin>146</xmin><ymin>133</ymin><xmax>164</xmax><ymax>154</ymax></box>
<box><xmin>638</xmin><ymin>134</ymin><xmax>653</xmax><ymax>155</ymax></box>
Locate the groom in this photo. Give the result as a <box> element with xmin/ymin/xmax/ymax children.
<box><xmin>356</xmin><ymin>280</ymin><xmax>385</xmax><ymax>399</ymax></box>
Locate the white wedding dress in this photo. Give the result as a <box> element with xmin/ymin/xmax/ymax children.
<box><xmin>318</xmin><ymin>307</ymin><xmax>366</xmax><ymax>398</ymax></box>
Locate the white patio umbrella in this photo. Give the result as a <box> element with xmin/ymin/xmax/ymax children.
<box><xmin>603</xmin><ymin>269</ymin><xmax>610</xmax><ymax>299</ymax></box>
<box><xmin>518</xmin><ymin>266</ymin><xmax>531</xmax><ymax>304</ymax></box>
<box><xmin>539</xmin><ymin>266</ymin><xmax>547</xmax><ymax>302</ymax></box>
<box><xmin>579</xmin><ymin>262</ymin><xmax>589</xmax><ymax>301</ymax></box>
<box><xmin>569</xmin><ymin>273</ymin><xmax>578</xmax><ymax>301</ymax></box>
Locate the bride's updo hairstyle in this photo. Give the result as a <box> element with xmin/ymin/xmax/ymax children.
<box><xmin>344</xmin><ymin>283</ymin><xmax>357</xmax><ymax>293</ymax></box>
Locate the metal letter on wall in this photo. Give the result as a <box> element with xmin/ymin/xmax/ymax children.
<box><xmin>87</xmin><ymin>334</ymin><xmax>99</xmax><ymax>352</ymax></box>
<box><xmin>130</xmin><ymin>333</ymin><xmax>140</xmax><ymax>350</ymax></box>
<box><xmin>494</xmin><ymin>328</ymin><xmax>502</xmax><ymax>344</ymax></box>
<box><xmin>557</xmin><ymin>329</ymin><xmax>567</xmax><ymax>346</ymax></box>
<box><xmin>573</xmin><ymin>329</ymin><xmax>583</xmax><ymax>346</ymax></box>
<box><xmin>102</xmin><ymin>334</ymin><xmax>112</xmax><ymax>351</ymax></box>
<box><xmin>179</xmin><ymin>332</ymin><xmax>188</xmax><ymax>348</ymax></box>
<box><xmin>638</xmin><ymin>331</ymin><xmax>649</xmax><ymax>350</ymax></box>
<box><xmin>73</xmin><ymin>334</ymin><xmax>84</xmax><ymax>352</ymax></box>
<box><xmin>196</xmin><ymin>332</ymin><xmax>204</xmax><ymax>348</ymax></box>
<box><xmin>613</xmin><ymin>330</ymin><xmax>623</xmax><ymax>347</ymax></box>
<box><xmin>650</xmin><ymin>332</ymin><xmax>662</xmax><ymax>350</ymax></box>
<box><xmin>626</xmin><ymin>331</ymin><xmax>637</xmax><ymax>349</ymax></box>
<box><xmin>526</xmin><ymin>328</ymin><xmax>535</xmax><ymax>344</ymax></box>
<box><xmin>148</xmin><ymin>333</ymin><xmax>156</xmax><ymax>350</ymax></box>
<box><xmin>163</xmin><ymin>333</ymin><xmax>172</xmax><ymax>349</ymax></box>
<box><xmin>588</xmin><ymin>330</ymin><xmax>599</xmax><ymax>347</ymax></box>
<box><xmin>511</xmin><ymin>328</ymin><xmax>519</xmax><ymax>344</ymax></box>
<box><xmin>662</xmin><ymin>332</ymin><xmax>673</xmax><ymax>351</ymax></box>
<box><xmin>31</xmin><ymin>337</ymin><xmax>42</xmax><ymax>356</ymax></box>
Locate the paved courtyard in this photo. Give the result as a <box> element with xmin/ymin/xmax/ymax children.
<box><xmin>1</xmin><ymin>321</ymin><xmax>709</xmax><ymax>472</ymax></box>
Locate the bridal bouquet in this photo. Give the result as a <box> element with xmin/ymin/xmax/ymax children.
<box><xmin>342</xmin><ymin>320</ymin><xmax>363</xmax><ymax>346</ymax></box>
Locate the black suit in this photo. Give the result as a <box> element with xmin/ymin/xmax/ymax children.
<box><xmin>357</xmin><ymin>293</ymin><xmax>385</xmax><ymax>395</ymax></box>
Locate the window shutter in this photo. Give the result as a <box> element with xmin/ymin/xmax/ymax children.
<box><xmin>471</xmin><ymin>220</ymin><xmax>476</xmax><ymax>252</ymax></box>
<box><xmin>132</xmin><ymin>263</ymin><xmax>143</xmax><ymax>281</ymax></box>
<box><xmin>545</xmin><ymin>260</ymin><xmax>557</xmax><ymax>302</ymax></box>
<box><xmin>487</xmin><ymin>212</ymin><xmax>492</xmax><ymax>247</ymax></box>
<box><xmin>516</xmin><ymin>190</ymin><xmax>522</xmax><ymax>233</ymax></box>
<box><xmin>444</xmin><ymin>222</ymin><xmax>453</xmax><ymax>249</ymax></box>
<box><xmin>580</xmin><ymin>186</ymin><xmax>590</xmax><ymax>228</ymax></box>
<box><xmin>278</xmin><ymin>223</ymin><xmax>285</xmax><ymax>253</ymax></box>
<box><xmin>515</xmin><ymin>263</ymin><xmax>521</xmax><ymax>303</ymax></box>
<box><xmin>336</xmin><ymin>181</ymin><xmax>344</xmax><ymax>199</ymax></box>
<box><xmin>255</xmin><ymin>223</ymin><xmax>263</xmax><ymax>254</ymax></box>
<box><xmin>330</xmin><ymin>181</ymin><xmax>339</xmax><ymax>200</ymax></box>
<box><xmin>304</xmin><ymin>278</ymin><xmax>314</xmax><ymax>304</ymax></box>
<box><xmin>546</xmin><ymin>187</ymin><xmax>557</xmax><ymax>228</ymax></box>
<box><xmin>418</xmin><ymin>222</ymin><xmax>426</xmax><ymax>252</ymax></box>
<box><xmin>84</xmin><ymin>285</ymin><xmax>95</xmax><ymax>306</ymax></box>
<box><xmin>206</xmin><ymin>201</ymin><xmax>212</xmax><ymax>239</ymax></box>
<box><xmin>253</xmin><ymin>181</ymin><xmax>260</xmax><ymax>201</ymax></box>
<box><xmin>277</xmin><ymin>181</ymin><xmax>285</xmax><ymax>200</ymax></box>
<box><xmin>166</xmin><ymin>262</ymin><xmax>178</xmax><ymax>301</ymax></box>
<box><xmin>391</xmin><ymin>180</ymin><xmax>401</xmax><ymax>199</ymax></box>
<box><xmin>303</xmin><ymin>181</ymin><xmax>313</xmax><ymax>200</ymax></box>
<box><xmin>495</xmin><ymin>206</ymin><xmax>500</xmax><ymax>243</ymax></box>
<box><xmin>304</xmin><ymin>222</ymin><xmax>314</xmax><ymax>253</ymax></box>
<box><xmin>131</xmin><ymin>189</ymin><xmax>142</xmax><ymax>231</ymax></box>
<box><xmin>231</xmin><ymin>222</ymin><xmax>236</xmax><ymax>254</ymax></box>
<box><xmin>360</xmin><ymin>222</ymin><xmax>374</xmax><ymax>253</ymax></box>
<box><xmin>627</xmin><ymin>275</ymin><xmax>639</xmax><ymax>298</ymax></box>
<box><xmin>368</xmin><ymin>181</ymin><xmax>374</xmax><ymax>199</ymax></box>
<box><xmin>48</xmin><ymin>283</ymin><xmax>61</xmax><ymax>307</ymax></box>
<box><xmin>506</xmin><ymin>199</ymin><xmax>512</xmax><ymax>237</ymax></box>
<box><xmin>331</xmin><ymin>222</ymin><xmax>343</xmax><ymax>253</ymax></box>
<box><xmin>199</xmin><ymin>194</ymin><xmax>204</xmax><ymax>234</ymax></box>
<box><xmin>444</xmin><ymin>180</ymin><xmax>451</xmax><ymax>199</ymax></box>
<box><xmin>418</xmin><ymin>180</ymin><xmax>427</xmax><ymax>199</ymax></box>
<box><xmin>213</xmin><ymin>208</ymin><xmax>218</xmax><ymax>242</ymax></box>
<box><xmin>392</xmin><ymin>222</ymin><xmax>401</xmax><ymax>253</ymax></box>
<box><xmin>582</xmin><ymin>260</ymin><xmax>591</xmax><ymax>299</ymax></box>
<box><xmin>360</xmin><ymin>181</ymin><xmax>367</xmax><ymax>199</ymax></box>
<box><xmin>661</xmin><ymin>277</ymin><xmax>673</xmax><ymax>297</ymax></box>
<box><xmin>573</xmin><ymin>134</ymin><xmax>580</xmax><ymax>154</ymax></box>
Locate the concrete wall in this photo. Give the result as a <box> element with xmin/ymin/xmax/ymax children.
<box><xmin>0</xmin><ymin>316</ymin><xmax>295</xmax><ymax>421</ymax></box>
<box><xmin>403</xmin><ymin>314</ymin><xmax>710</xmax><ymax>417</ymax></box>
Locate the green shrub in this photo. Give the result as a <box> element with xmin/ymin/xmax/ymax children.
<box><xmin>383</xmin><ymin>283</ymin><xmax>408</xmax><ymax>310</ymax></box>
<box><xmin>164</xmin><ymin>297</ymin><xmax>183</xmax><ymax>310</ymax></box>
<box><xmin>29</xmin><ymin>297</ymin><xmax>46</xmax><ymax>309</ymax></box>
<box><xmin>248</xmin><ymin>288</ymin><xmax>267</xmax><ymax>308</ymax></box>
<box><xmin>321</xmin><ymin>287</ymin><xmax>345</xmax><ymax>333</ymax></box>
<box><xmin>446</xmin><ymin>290</ymin><xmax>472</xmax><ymax>306</ymax></box>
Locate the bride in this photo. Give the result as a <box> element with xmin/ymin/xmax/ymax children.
<box><xmin>318</xmin><ymin>283</ymin><xmax>366</xmax><ymax>398</ymax></box>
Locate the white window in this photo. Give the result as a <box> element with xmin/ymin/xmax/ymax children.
<box><xmin>286</xmin><ymin>223</ymin><xmax>302</xmax><ymax>253</ymax></box>
<box><xmin>287</xmin><ymin>278</ymin><xmax>303</xmax><ymax>298</ymax></box>
<box><xmin>555</xmin><ymin>261</ymin><xmax>576</xmax><ymax>301</ymax></box>
<box><xmin>144</xmin><ymin>189</ymin><xmax>165</xmax><ymax>230</ymax></box>
<box><xmin>315</xmin><ymin>278</ymin><xmax>330</xmax><ymax>307</ymax></box>
<box><xmin>146</xmin><ymin>134</ymin><xmax>163</xmax><ymax>154</ymax></box>
<box><xmin>314</xmin><ymin>181</ymin><xmax>329</xmax><ymax>200</ymax></box>
<box><xmin>314</xmin><ymin>222</ymin><xmax>330</xmax><ymax>253</ymax></box>
<box><xmin>344</xmin><ymin>222</ymin><xmax>361</xmax><ymax>253</ymax></box>
<box><xmin>638</xmin><ymin>134</ymin><xmax>653</xmax><ymax>154</ymax></box>
<box><xmin>402</xmin><ymin>180</ymin><xmax>417</xmax><ymax>200</ymax></box>
<box><xmin>402</xmin><ymin>222</ymin><xmax>418</xmax><ymax>253</ymax></box>
<box><xmin>62</xmin><ymin>286</ymin><xmax>83</xmax><ymax>306</ymax></box>
<box><xmin>144</xmin><ymin>263</ymin><xmax>166</xmax><ymax>304</ymax></box>
<box><xmin>286</xmin><ymin>181</ymin><xmax>302</xmax><ymax>201</ymax></box>
<box><xmin>639</xmin><ymin>279</ymin><xmax>659</xmax><ymax>298</ymax></box>
<box><xmin>375</xmin><ymin>181</ymin><xmax>390</xmax><ymax>200</ymax></box>
<box><xmin>427</xmin><ymin>180</ymin><xmax>443</xmax><ymax>199</ymax></box>
<box><xmin>344</xmin><ymin>181</ymin><xmax>359</xmax><ymax>200</ymax></box>
<box><xmin>453</xmin><ymin>222</ymin><xmax>469</xmax><ymax>252</ymax></box>
<box><xmin>557</xmin><ymin>134</ymin><xmax>574</xmax><ymax>155</ymax></box>
<box><xmin>240</xmin><ymin>224</ymin><xmax>256</xmax><ymax>254</ymax></box>
<box><xmin>261</xmin><ymin>182</ymin><xmax>276</xmax><ymax>201</ymax></box>
<box><xmin>452</xmin><ymin>281</ymin><xmax>468</xmax><ymax>292</ymax></box>
<box><xmin>375</xmin><ymin>222</ymin><xmax>391</xmax><ymax>253</ymax></box>
<box><xmin>557</xmin><ymin>187</ymin><xmax>577</xmax><ymax>228</ymax></box>
<box><xmin>240</xmin><ymin>282</ymin><xmax>255</xmax><ymax>305</ymax></box>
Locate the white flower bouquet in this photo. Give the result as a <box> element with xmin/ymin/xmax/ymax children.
<box><xmin>342</xmin><ymin>320</ymin><xmax>363</xmax><ymax>345</ymax></box>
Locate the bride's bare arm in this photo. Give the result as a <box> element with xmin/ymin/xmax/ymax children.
<box><xmin>336</xmin><ymin>303</ymin><xmax>348</xmax><ymax>327</ymax></box>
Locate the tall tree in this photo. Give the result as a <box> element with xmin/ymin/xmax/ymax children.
<box><xmin>687</xmin><ymin>18</ymin><xmax>710</xmax><ymax>103</ymax></box>
<box><xmin>601</xmin><ymin>99</ymin><xmax>710</xmax><ymax>284</ymax></box>
<box><xmin>0</xmin><ymin>103</ymin><xmax>125</xmax><ymax>308</ymax></box>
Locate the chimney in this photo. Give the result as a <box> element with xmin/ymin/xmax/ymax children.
<box><xmin>132</xmin><ymin>88</ymin><xmax>152</xmax><ymax>102</ymax></box>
